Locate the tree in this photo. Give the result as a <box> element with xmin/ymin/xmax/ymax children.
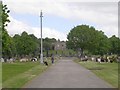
<box><xmin>0</xmin><ymin>1</ymin><xmax>2</xmax><ymax>58</ymax></box>
<box><xmin>1</xmin><ymin>2</ymin><xmax>10</xmax><ymax>30</ymax></box>
<box><xmin>13</xmin><ymin>32</ymin><xmax>39</xmax><ymax>58</ymax></box>
<box><xmin>43</xmin><ymin>37</ymin><xmax>56</xmax><ymax>57</ymax></box>
<box><xmin>13</xmin><ymin>32</ymin><xmax>58</xmax><ymax>58</ymax></box>
<box><xmin>1</xmin><ymin>2</ymin><xmax>14</xmax><ymax>59</ymax></box>
<box><xmin>92</xmin><ymin>31</ymin><xmax>111</xmax><ymax>55</ymax></box>
<box><xmin>29</xmin><ymin>34</ymin><xmax>40</xmax><ymax>57</ymax></box>
<box><xmin>109</xmin><ymin>35</ymin><xmax>120</xmax><ymax>54</ymax></box>
<box><xmin>67</xmin><ymin>25</ymin><xmax>110</xmax><ymax>55</ymax></box>
<box><xmin>2</xmin><ymin>30</ymin><xmax>15</xmax><ymax>58</ymax></box>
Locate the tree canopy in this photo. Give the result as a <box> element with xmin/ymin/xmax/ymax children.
<box><xmin>109</xmin><ymin>35</ymin><xmax>120</xmax><ymax>54</ymax></box>
<box><xmin>1</xmin><ymin>2</ymin><xmax>13</xmax><ymax>59</ymax></box>
<box><xmin>67</xmin><ymin>25</ymin><xmax>119</xmax><ymax>55</ymax></box>
<box><xmin>13</xmin><ymin>32</ymin><xmax>39</xmax><ymax>57</ymax></box>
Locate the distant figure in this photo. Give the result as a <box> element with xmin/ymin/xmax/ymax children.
<box><xmin>51</xmin><ymin>55</ymin><xmax>54</xmax><ymax>64</ymax></box>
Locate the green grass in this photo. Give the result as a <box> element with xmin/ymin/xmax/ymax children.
<box><xmin>2</xmin><ymin>62</ymin><xmax>39</xmax><ymax>82</ymax></box>
<box><xmin>2</xmin><ymin>60</ymin><xmax>52</xmax><ymax>88</ymax></box>
<box><xmin>75</xmin><ymin>59</ymin><xmax>118</xmax><ymax>88</ymax></box>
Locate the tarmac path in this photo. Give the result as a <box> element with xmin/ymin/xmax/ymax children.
<box><xmin>23</xmin><ymin>58</ymin><xmax>113</xmax><ymax>88</ymax></box>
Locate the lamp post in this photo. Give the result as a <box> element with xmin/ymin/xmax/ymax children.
<box><xmin>40</xmin><ymin>11</ymin><xmax>43</xmax><ymax>63</ymax></box>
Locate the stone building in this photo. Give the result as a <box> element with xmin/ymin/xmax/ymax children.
<box><xmin>54</xmin><ymin>41</ymin><xmax>66</xmax><ymax>50</ymax></box>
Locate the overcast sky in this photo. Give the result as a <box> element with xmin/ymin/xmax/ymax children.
<box><xmin>2</xmin><ymin>0</ymin><xmax>119</xmax><ymax>41</ymax></box>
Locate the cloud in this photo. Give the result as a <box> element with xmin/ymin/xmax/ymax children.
<box><xmin>6</xmin><ymin>16</ymin><xmax>31</xmax><ymax>36</ymax></box>
<box><xmin>7</xmin><ymin>16</ymin><xmax>67</xmax><ymax>41</ymax></box>
<box><xmin>33</xmin><ymin>27</ymin><xmax>67</xmax><ymax>41</ymax></box>
<box><xmin>3</xmin><ymin>0</ymin><xmax>118</xmax><ymax>17</ymax></box>
<box><xmin>96</xmin><ymin>25</ymin><xmax>118</xmax><ymax>37</ymax></box>
<box><xmin>66</xmin><ymin>2</ymin><xmax>118</xmax><ymax>37</ymax></box>
<box><xmin>3</xmin><ymin>0</ymin><xmax>118</xmax><ymax>38</ymax></box>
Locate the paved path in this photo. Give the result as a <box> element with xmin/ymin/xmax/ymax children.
<box><xmin>24</xmin><ymin>58</ymin><xmax>113</xmax><ymax>88</ymax></box>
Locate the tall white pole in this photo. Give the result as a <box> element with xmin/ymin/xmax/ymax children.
<box><xmin>40</xmin><ymin>11</ymin><xmax>43</xmax><ymax>63</ymax></box>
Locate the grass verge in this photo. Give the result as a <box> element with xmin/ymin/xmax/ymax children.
<box><xmin>74</xmin><ymin>59</ymin><xmax>118</xmax><ymax>88</ymax></box>
<box><xmin>2</xmin><ymin>60</ymin><xmax>52</xmax><ymax>88</ymax></box>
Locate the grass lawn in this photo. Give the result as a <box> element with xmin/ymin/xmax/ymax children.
<box><xmin>2</xmin><ymin>59</ymin><xmax>52</xmax><ymax>88</ymax></box>
<box><xmin>75</xmin><ymin>59</ymin><xmax>118</xmax><ymax>88</ymax></box>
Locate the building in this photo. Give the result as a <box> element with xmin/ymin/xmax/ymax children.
<box><xmin>54</xmin><ymin>41</ymin><xmax>66</xmax><ymax>50</ymax></box>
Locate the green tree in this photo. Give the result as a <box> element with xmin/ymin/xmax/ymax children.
<box><xmin>43</xmin><ymin>37</ymin><xmax>56</xmax><ymax>51</ymax></box>
<box><xmin>13</xmin><ymin>32</ymin><xmax>40</xmax><ymax>58</ymax></box>
<box><xmin>2</xmin><ymin>30</ymin><xmax>11</xmax><ymax>58</ymax></box>
<box><xmin>1</xmin><ymin>2</ymin><xmax>14</xmax><ymax>59</ymax></box>
<box><xmin>0</xmin><ymin>1</ymin><xmax>2</xmax><ymax>58</ymax></box>
<box><xmin>29</xmin><ymin>34</ymin><xmax>40</xmax><ymax>57</ymax></box>
<box><xmin>92</xmin><ymin>31</ymin><xmax>111</xmax><ymax>55</ymax></box>
<box><xmin>13</xmin><ymin>34</ymin><xmax>21</xmax><ymax>57</ymax></box>
<box><xmin>1</xmin><ymin>3</ymin><xmax>10</xmax><ymax>30</ymax></box>
<box><xmin>67</xmin><ymin>25</ymin><xmax>110</xmax><ymax>55</ymax></box>
<box><xmin>43</xmin><ymin>37</ymin><xmax>56</xmax><ymax>57</ymax></box>
<box><xmin>109</xmin><ymin>35</ymin><xmax>120</xmax><ymax>54</ymax></box>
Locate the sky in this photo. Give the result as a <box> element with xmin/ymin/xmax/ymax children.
<box><xmin>2</xmin><ymin>0</ymin><xmax>119</xmax><ymax>41</ymax></box>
